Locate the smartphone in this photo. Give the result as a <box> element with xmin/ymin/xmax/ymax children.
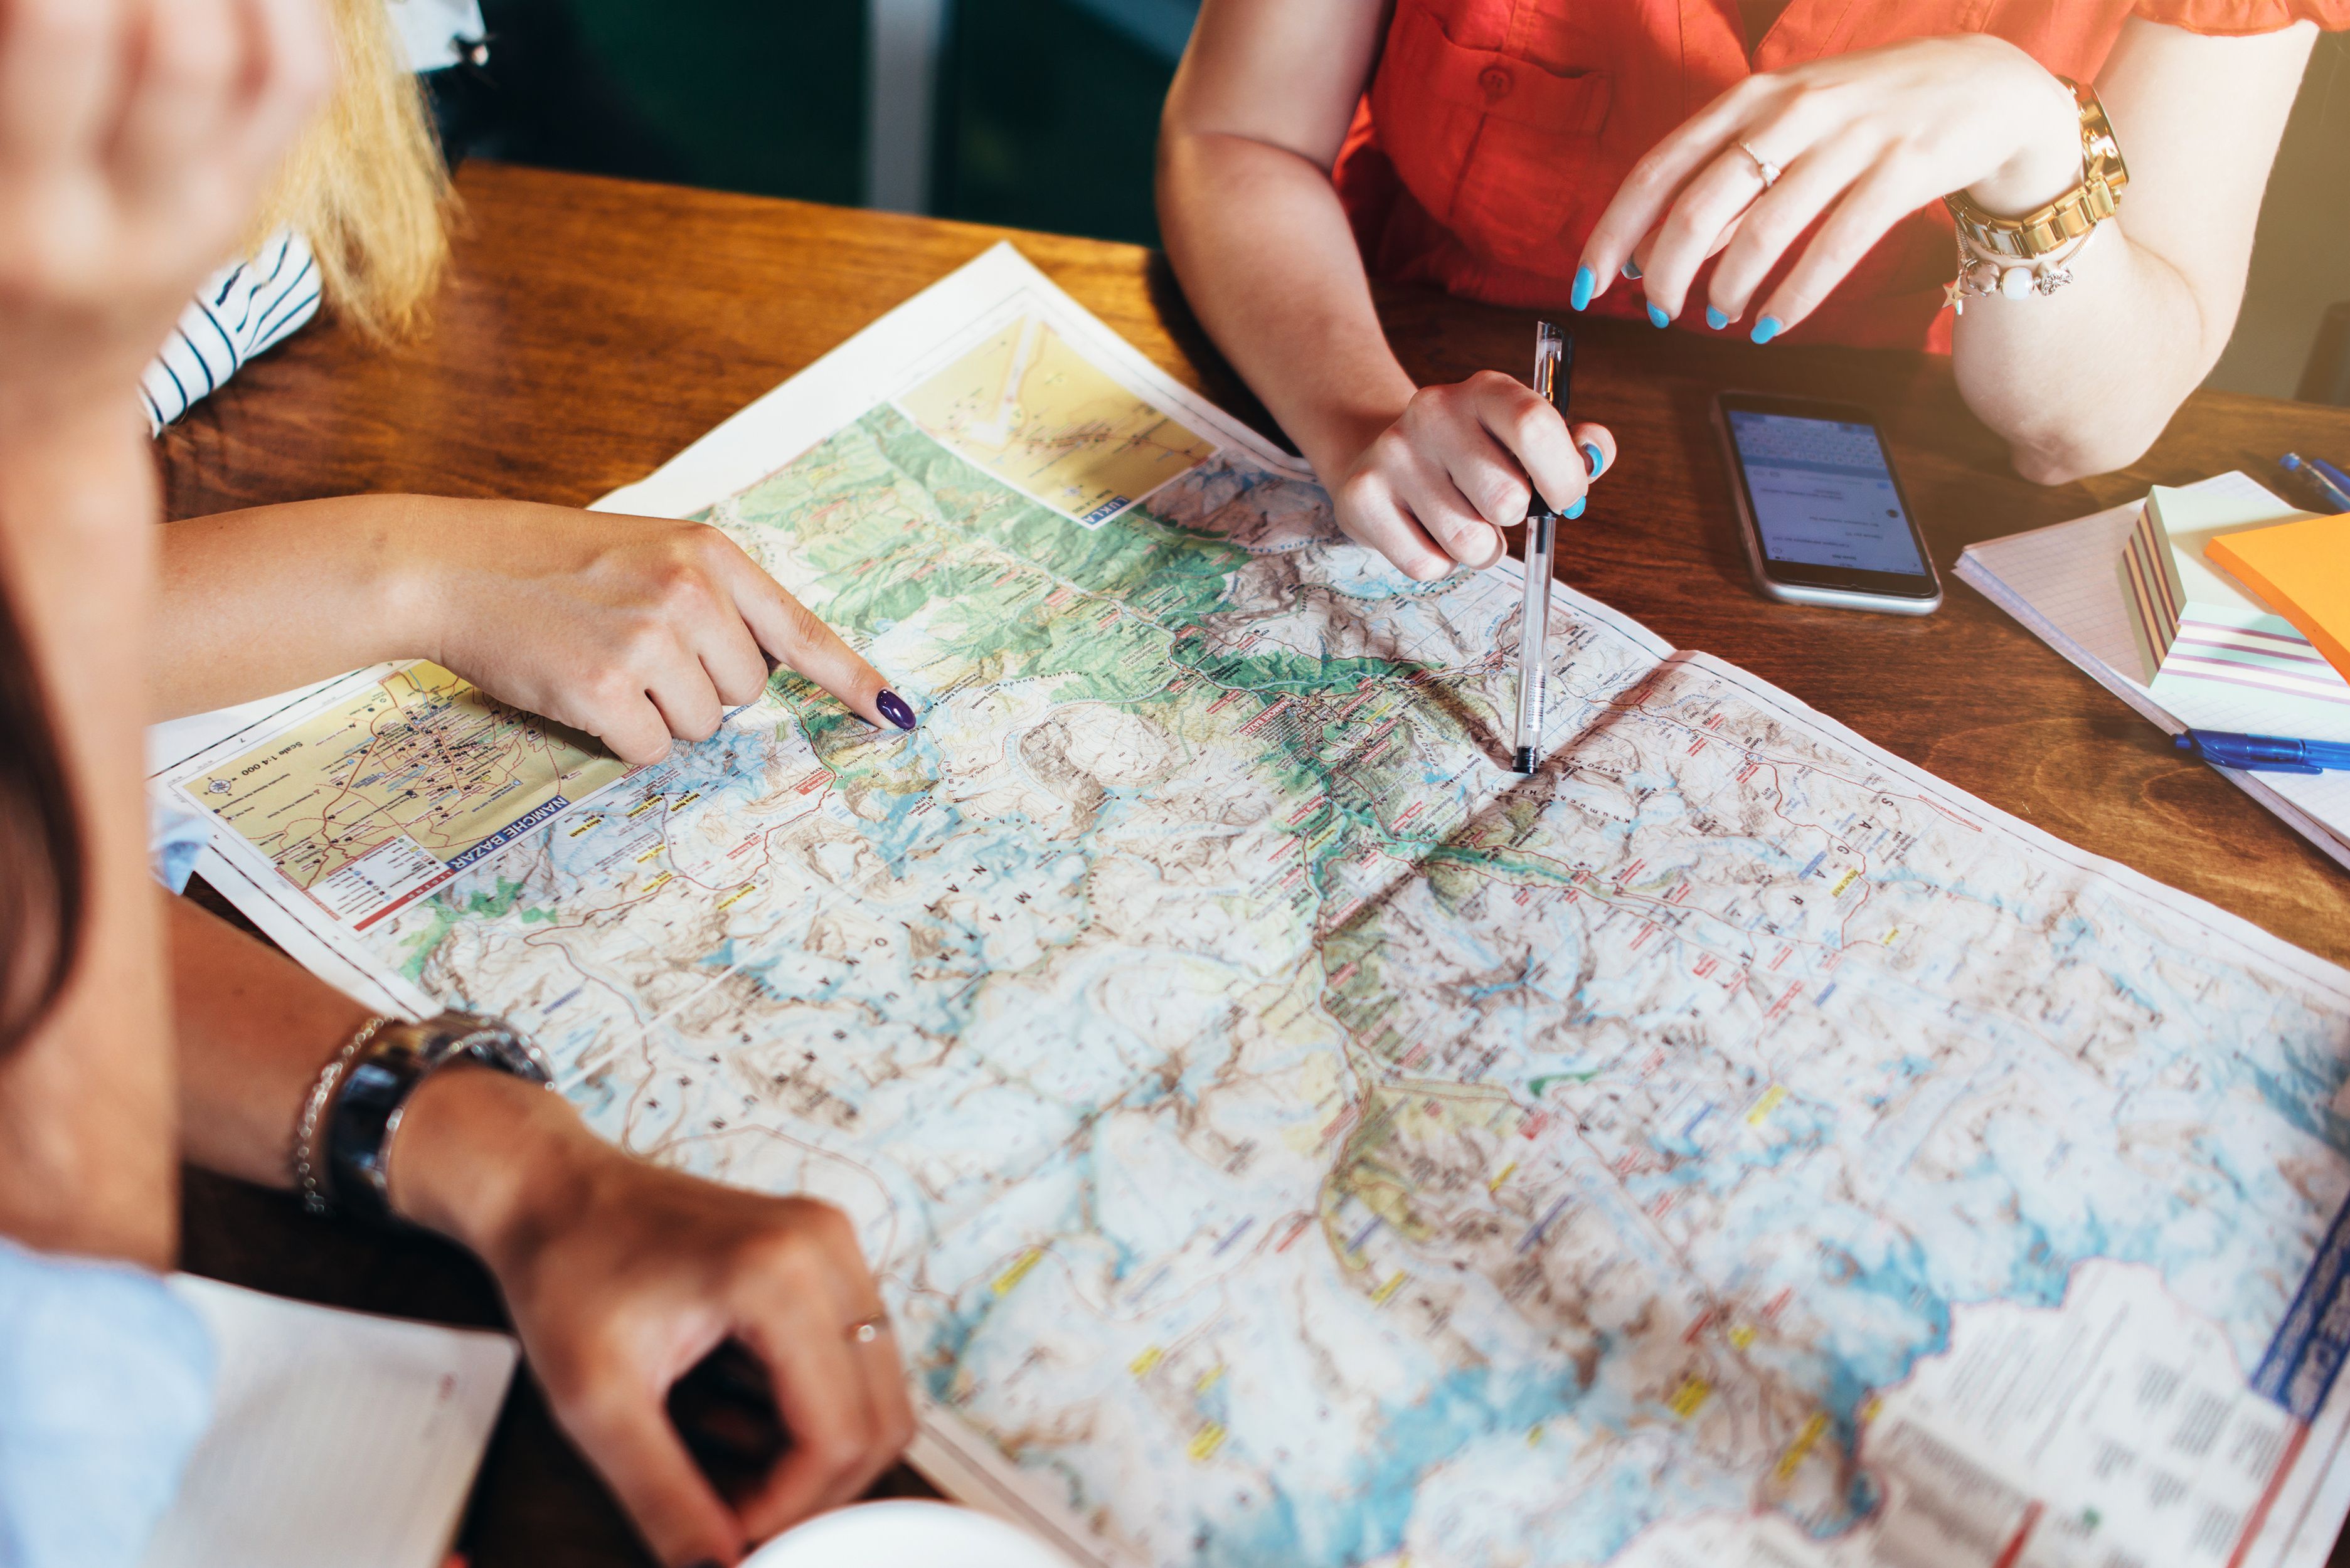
<box><xmin>1711</xmin><ymin>391</ymin><xmax>1941</xmax><ymax>615</ymax></box>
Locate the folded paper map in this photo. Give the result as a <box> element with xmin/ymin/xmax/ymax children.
<box><xmin>2119</xmin><ymin>483</ymin><xmax>2350</xmax><ymax>742</ymax></box>
<box><xmin>158</xmin><ymin>246</ymin><xmax>2350</xmax><ymax>1568</ymax></box>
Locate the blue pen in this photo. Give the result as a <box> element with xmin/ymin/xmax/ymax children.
<box><xmin>2280</xmin><ymin>453</ymin><xmax>2350</xmax><ymax>514</ymax></box>
<box><xmin>2309</xmin><ymin>454</ymin><xmax>2350</xmax><ymax>508</ymax></box>
<box><xmin>2177</xmin><ymin>728</ymin><xmax>2350</xmax><ymax>774</ymax></box>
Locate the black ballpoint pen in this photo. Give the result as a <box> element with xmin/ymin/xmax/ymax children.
<box><xmin>1513</xmin><ymin>323</ymin><xmax>1573</xmax><ymax>775</ymax></box>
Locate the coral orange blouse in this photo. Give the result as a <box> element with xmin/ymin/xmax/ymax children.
<box><xmin>1332</xmin><ymin>0</ymin><xmax>2346</xmax><ymax>351</ymax></box>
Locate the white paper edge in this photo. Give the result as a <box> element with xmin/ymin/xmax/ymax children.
<box><xmin>590</xmin><ymin>241</ymin><xmax>1311</xmax><ymax>523</ymax></box>
<box><xmin>905</xmin><ymin>1411</ymin><xmax>1136</xmax><ymax>1568</ymax></box>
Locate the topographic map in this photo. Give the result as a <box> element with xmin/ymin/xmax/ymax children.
<box><xmin>164</xmin><ymin>248</ymin><xmax>2350</xmax><ymax>1568</ymax></box>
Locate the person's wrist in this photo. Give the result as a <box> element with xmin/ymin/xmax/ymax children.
<box><xmin>383</xmin><ymin>1061</ymin><xmax>602</xmax><ymax>1270</ymax></box>
<box><xmin>1297</xmin><ymin>396</ymin><xmax>1412</xmax><ymax>490</ymax></box>
<box><xmin>371</xmin><ymin>497</ymin><xmax>462</xmax><ymax>669</ymax></box>
<box><xmin>1963</xmin><ymin>49</ymin><xmax>2087</xmax><ymax>217</ymax></box>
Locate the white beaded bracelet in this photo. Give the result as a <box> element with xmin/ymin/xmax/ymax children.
<box><xmin>1943</xmin><ymin>221</ymin><xmax>2100</xmax><ymax>314</ymax></box>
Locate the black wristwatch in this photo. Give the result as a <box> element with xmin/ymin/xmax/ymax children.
<box><xmin>305</xmin><ymin>1010</ymin><xmax>554</xmax><ymax>1225</ymax></box>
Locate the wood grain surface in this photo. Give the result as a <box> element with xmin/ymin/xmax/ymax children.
<box><xmin>163</xmin><ymin>161</ymin><xmax>2350</xmax><ymax>1567</ymax></box>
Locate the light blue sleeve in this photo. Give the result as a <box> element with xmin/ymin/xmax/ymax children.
<box><xmin>148</xmin><ymin>790</ymin><xmax>213</xmax><ymax>895</ymax></box>
<box><xmin>0</xmin><ymin>1239</ymin><xmax>215</xmax><ymax>1568</ymax></box>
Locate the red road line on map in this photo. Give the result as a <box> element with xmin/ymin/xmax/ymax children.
<box><xmin>1991</xmin><ymin>1502</ymin><xmax>2042</xmax><ymax>1568</ymax></box>
<box><xmin>2229</xmin><ymin>1421</ymin><xmax>2311</xmax><ymax>1568</ymax></box>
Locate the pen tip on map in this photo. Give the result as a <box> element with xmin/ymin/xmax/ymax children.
<box><xmin>1512</xmin><ymin>748</ymin><xmax>1538</xmax><ymax>776</ymax></box>
<box><xmin>876</xmin><ymin>690</ymin><xmax>917</xmax><ymax>731</ymax></box>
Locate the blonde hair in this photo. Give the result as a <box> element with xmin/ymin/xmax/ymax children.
<box><xmin>248</xmin><ymin>0</ymin><xmax>455</xmax><ymax>341</ymax></box>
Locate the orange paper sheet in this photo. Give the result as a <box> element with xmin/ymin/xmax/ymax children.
<box><xmin>2205</xmin><ymin>510</ymin><xmax>2350</xmax><ymax>684</ymax></box>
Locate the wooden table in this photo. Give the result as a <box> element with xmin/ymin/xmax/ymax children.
<box><xmin>163</xmin><ymin>161</ymin><xmax>2350</xmax><ymax>1567</ymax></box>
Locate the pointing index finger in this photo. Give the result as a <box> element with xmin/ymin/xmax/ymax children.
<box><xmin>713</xmin><ymin>538</ymin><xmax>909</xmax><ymax>733</ymax></box>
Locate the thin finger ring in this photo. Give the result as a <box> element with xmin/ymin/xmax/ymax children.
<box><xmin>848</xmin><ymin>1311</ymin><xmax>890</xmax><ymax>1344</ymax></box>
<box><xmin>1736</xmin><ymin>140</ymin><xmax>1782</xmax><ymax>189</ymax></box>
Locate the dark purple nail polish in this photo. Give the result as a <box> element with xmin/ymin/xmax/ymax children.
<box><xmin>876</xmin><ymin>690</ymin><xmax>917</xmax><ymax>731</ymax></box>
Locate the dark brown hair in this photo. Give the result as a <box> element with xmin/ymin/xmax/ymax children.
<box><xmin>0</xmin><ymin>581</ymin><xmax>81</xmax><ymax>1057</ymax></box>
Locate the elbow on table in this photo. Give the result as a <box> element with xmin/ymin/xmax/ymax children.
<box><xmin>2002</xmin><ymin>413</ymin><xmax>2171</xmax><ymax>490</ymax></box>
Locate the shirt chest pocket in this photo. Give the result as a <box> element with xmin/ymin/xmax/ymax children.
<box><xmin>1370</xmin><ymin>0</ymin><xmax>1614</xmax><ymax>273</ymax></box>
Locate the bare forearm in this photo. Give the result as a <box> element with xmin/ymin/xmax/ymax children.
<box><xmin>0</xmin><ymin>409</ymin><xmax>176</xmax><ymax>1266</ymax></box>
<box><xmin>1952</xmin><ymin>21</ymin><xmax>2312</xmax><ymax>485</ymax></box>
<box><xmin>157</xmin><ymin>492</ymin><xmax>432</xmax><ymax>716</ymax></box>
<box><xmin>1952</xmin><ymin>227</ymin><xmax>2212</xmax><ymax>484</ymax></box>
<box><xmin>166</xmin><ymin>895</ymin><xmax>373</xmax><ymax>1187</ymax></box>
<box><xmin>155</xmin><ymin>492</ymin><xmax>546</xmax><ymax>718</ymax></box>
<box><xmin>1157</xmin><ymin>131</ymin><xmax>1417</xmax><ymax>479</ymax></box>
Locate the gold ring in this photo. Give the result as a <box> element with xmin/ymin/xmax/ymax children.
<box><xmin>848</xmin><ymin>1312</ymin><xmax>890</xmax><ymax>1344</ymax></box>
<box><xmin>1736</xmin><ymin>140</ymin><xmax>1782</xmax><ymax>189</ymax></box>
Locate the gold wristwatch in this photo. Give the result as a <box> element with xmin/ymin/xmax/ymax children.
<box><xmin>1944</xmin><ymin>76</ymin><xmax>2129</xmax><ymax>262</ymax></box>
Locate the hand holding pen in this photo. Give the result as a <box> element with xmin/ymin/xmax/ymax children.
<box><xmin>1309</xmin><ymin>344</ymin><xmax>1614</xmax><ymax>583</ymax></box>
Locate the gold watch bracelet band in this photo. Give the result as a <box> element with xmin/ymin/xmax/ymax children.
<box><xmin>1943</xmin><ymin>75</ymin><xmax>2129</xmax><ymax>262</ymax></box>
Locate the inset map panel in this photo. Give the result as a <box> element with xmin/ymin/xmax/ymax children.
<box><xmin>898</xmin><ymin>314</ymin><xmax>1216</xmax><ymax>526</ymax></box>
<box><xmin>185</xmin><ymin>662</ymin><xmax>628</xmax><ymax>926</ymax></box>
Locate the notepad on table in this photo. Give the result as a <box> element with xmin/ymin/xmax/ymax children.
<box><xmin>2117</xmin><ymin>482</ymin><xmax>2350</xmax><ymax>737</ymax></box>
<box><xmin>2207</xmin><ymin>508</ymin><xmax>2350</xmax><ymax>685</ymax></box>
<box><xmin>1955</xmin><ymin>470</ymin><xmax>2350</xmax><ymax>872</ymax></box>
<box><xmin>139</xmin><ymin>1276</ymin><xmax>518</xmax><ymax>1568</ymax></box>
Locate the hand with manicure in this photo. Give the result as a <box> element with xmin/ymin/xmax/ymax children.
<box><xmin>1568</xmin><ymin>35</ymin><xmax>2084</xmax><ymax>343</ymax></box>
<box><xmin>1319</xmin><ymin>374</ymin><xmax>1619</xmax><ymax>583</ymax></box>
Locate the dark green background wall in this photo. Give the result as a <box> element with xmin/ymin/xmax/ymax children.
<box><xmin>474</xmin><ymin>0</ymin><xmax>1179</xmax><ymax>246</ymax></box>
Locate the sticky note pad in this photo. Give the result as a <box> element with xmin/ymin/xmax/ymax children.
<box><xmin>2115</xmin><ymin>484</ymin><xmax>2350</xmax><ymax>742</ymax></box>
<box><xmin>2206</xmin><ymin>511</ymin><xmax>2350</xmax><ymax>685</ymax></box>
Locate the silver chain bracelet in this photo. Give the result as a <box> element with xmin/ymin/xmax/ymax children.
<box><xmin>290</xmin><ymin>1015</ymin><xmax>393</xmax><ymax>1216</ymax></box>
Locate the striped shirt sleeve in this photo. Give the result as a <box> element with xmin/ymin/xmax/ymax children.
<box><xmin>142</xmin><ymin>230</ymin><xmax>323</xmax><ymax>435</ymax></box>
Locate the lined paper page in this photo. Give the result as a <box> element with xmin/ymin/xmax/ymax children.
<box><xmin>1957</xmin><ymin>474</ymin><xmax>2350</xmax><ymax>871</ymax></box>
<box><xmin>141</xmin><ymin>1277</ymin><xmax>516</xmax><ymax>1568</ymax></box>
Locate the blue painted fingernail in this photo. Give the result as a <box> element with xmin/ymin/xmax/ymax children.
<box><xmin>1622</xmin><ymin>259</ymin><xmax>1642</xmax><ymax>280</ymax></box>
<box><xmin>1751</xmin><ymin>316</ymin><xmax>1784</xmax><ymax>345</ymax></box>
<box><xmin>1570</xmin><ymin>265</ymin><xmax>1595</xmax><ymax>312</ymax></box>
<box><xmin>1705</xmin><ymin>306</ymin><xmax>1729</xmax><ymax>331</ymax></box>
<box><xmin>876</xmin><ymin>690</ymin><xmax>917</xmax><ymax>731</ymax></box>
<box><xmin>1582</xmin><ymin>442</ymin><xmax>1605</xmax><ymax>479</ymax></box>
<box><xmin>1564</xmin><ymin>496</ymin><xmax>1587</xmax><ymax>520</ymax></box>
<box><xmin>1646</xmin><ymin>302</ymin><xmax>1670</xmax><ymax>329</ymax></box>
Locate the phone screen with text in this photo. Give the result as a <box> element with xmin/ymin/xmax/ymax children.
<box><xmin>1727</xmin><ymin>410</ymin><xmax>1925</xmax><ymax>576</ymax></box>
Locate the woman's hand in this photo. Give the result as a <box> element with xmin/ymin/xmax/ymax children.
<box><xmin>1322</xmin><ymin>372</ymin><xmax>1616</xmax><ymax>582</ymax></box>
<box><xmin>390</xmin><ymin>1068</ymin><xmax>916</xmax><ymax>1568</ymax></box>
<box><xmin>0</xmin><ymin>0</ymin><xmax>331</xmax><ymax>429</ymax></box>
<box><xmin>1576</xmin><ymin>35</ymin><xmax>2083</xmax><ymax>341</ymax></box>
<box><xmin>397</xmin><ymin>502</ymin><xmax>912</xmax><ymax>763</ymax></box>
<box><xmin>160</xmin><ymin>497</ymin><xmax>912</xmax><ymax>750</ymax></box>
